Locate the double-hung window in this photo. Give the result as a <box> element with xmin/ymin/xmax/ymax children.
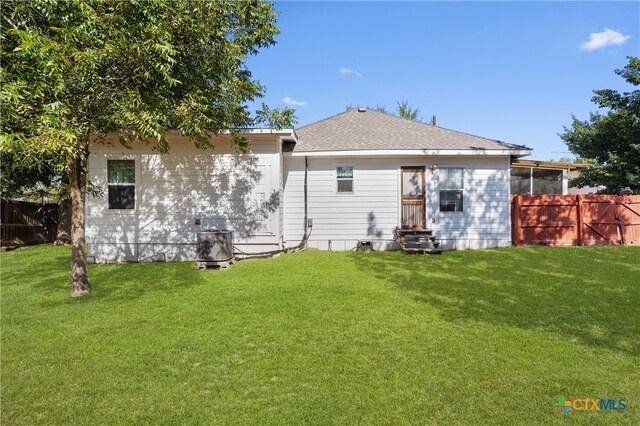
<box><xmin>439</xmin><ymin>168</ymin><xmax>464</xmax><ymax>212</ymax></box>
<box><xmin>107</xmin><ymin>160</ymin><xmax>135</xmax><ymax>209</ymax></box>
<box><xmin>337</xmin><ymin>166</ymin><xmax>354</xmax><ymax>193</ymax></box>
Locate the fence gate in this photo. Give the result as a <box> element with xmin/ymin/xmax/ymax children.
<box><xmin>618</xmin><ymin>196</ymin><xmax>640</xmax><ymax>245</ymax></box>
<box><xmin>580</xmin><ymin>195</ymin><xmax>619</xmax><ymax>245</ymax></box>
<box><xmin>512</xmin><ymin>194</ymin><xmax>640</xmax><ymax>246</ymax></box>
<box><xmin>512</xmin><ymin>195</ymin><xmax>579</xmax><ymax>246</ymax></box>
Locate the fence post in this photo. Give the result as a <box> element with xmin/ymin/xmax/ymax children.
<box><xmin>512</xmin><ymin>195</ymin><xmax>522</xmax><ymax>246</ymax></box>
<box><xmin>576</xmin><ymin>195</ymin><xmax>584</xmax><ymax>246</ymax></box>
<box><xmin>616</xmin><ymin>196</ymin><xmax>625</xmax><ymax>245</ymax></box>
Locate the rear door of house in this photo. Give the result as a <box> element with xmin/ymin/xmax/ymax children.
<box><xmin>401</xmin><ymin>166</ymin><xmax>426</xmax><ymax>229</ymax></box>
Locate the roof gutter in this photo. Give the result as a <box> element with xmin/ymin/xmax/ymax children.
<box><xmin>511</xmin><ymin>159</ymin><xmax>590</xmax><ymax>171</ymax></box>
<box><xmin>163</xmin><ymin>128</ymin><xmax>297</xmax><ymax>137</ymax></box>
<box><xmin>285</xmin><ymin>148</ymin><xmax>533</xmax><ymax>157</ymax></box>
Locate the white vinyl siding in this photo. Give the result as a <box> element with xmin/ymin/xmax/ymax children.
<box><xmin>284</xmin><ymin>156</ymin><xmax>511</xmax><ymax>251</ymax></box>
<box><xmin>86</xmin><ymin>135</ymin><xmax>282</xmax><ymax>262</ymax></box>
<box><xmin>284</xmin><ymin>157</ymin><xmax>399</xmax><ymax>251</ymax></box>
<box><xmin>278</xmin><ymin>139</ymin><xmax>285</xmax><ymax>246</ymax></box>
<box><xmin>89</xmin><ymin>140</ymin><xmax>515</xmax><ymax>261</ymax></box>
<box><xmin>429</xmin><ymin>159</ymin><xmax>511</xmax><ymax>249</ymax></box>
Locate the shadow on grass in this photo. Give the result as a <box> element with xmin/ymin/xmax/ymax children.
<box><xmin>0</xmin><ymin>247</ymin><xmax>70</xmax><ymax>291</ymax></box>
<box><xmin>348</xmin><ymin>247</ymin><xmax>640</xmax><ymax>355</ymax></box>
<box><xmin>84</xmin><ymin>261</ymin><xmax>207</xmax><ymax>302</ymax></box>
<box><xmin>1</xmin><ymin>245</ymin><xmax>207</xmax><ymax>307</ymax></box>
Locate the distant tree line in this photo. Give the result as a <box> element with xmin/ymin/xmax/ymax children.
<box><xmin>346</xmin><ymin>100</ymin><xmax>430</xmax><ymax>123</ymax></box>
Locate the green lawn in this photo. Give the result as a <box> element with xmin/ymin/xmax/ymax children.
<box><xmin>1</xmin><ymin>245</ymin><xmax>639</xmax><ymax>425</ymax></box>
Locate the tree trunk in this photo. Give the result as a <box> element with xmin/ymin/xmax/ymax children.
<box><xmin>54</xmin><ymin>199</ymin><xmax>72</xmax><ymax>245</ymax></box>
<box><xmin>69</xmin><ymin>145</ymin><xmax>91</xmax><ymax>297</ymax></box>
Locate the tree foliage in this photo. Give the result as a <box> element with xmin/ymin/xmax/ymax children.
<box><xmin>396</xmin><ymin>100</ymin><xmax>422</xmax><ymax>122</ymax></box>
<box><xmin>1</xmin><ymin>0</ymin><xmax>295</xmax><ymax>158</ymax></box>
<box><xmin>345</xmin><ymin>100</ymin><xmax>424</xmax><ymax>122</ymax></box>
<box><xmin>1</xmin><ymin>0</ymin><xmax>295</xmax><ymax>296</ymax></box>
<box><xmin>0</xmin><ymin>151</ymin><xmax>59</xmax><ymax>201</ymax></box>
<box><xmin>560</xmin><ymin>57</ymin><xmax>640</xmax><ymax>193</ymax></box>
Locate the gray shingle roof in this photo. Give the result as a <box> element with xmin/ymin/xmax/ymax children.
<box><xmin>295</xmin><ymin>109</ymin><xmax>530</xmax><ymax>152</ymax></box>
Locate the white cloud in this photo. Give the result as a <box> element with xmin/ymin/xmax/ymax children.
<box><xmin>580</xmin><ymin>28</ymin><xmax>630</xmax><ymax>51</ymax></box>
<box><xmin>283</xmin><ymin>96</ymin><xmax>308</xmax><ymax>106</ymax></box>
<box><xmin>339</xmin><ymin>67</ymin><xmax>362</xmax><ymax>78</ymax></box>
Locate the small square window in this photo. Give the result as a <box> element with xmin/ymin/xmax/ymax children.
<box><xmin>337</xmin><ymin>166</ymin><xmax>354</xmax><ymax>193</ymax></box>
<box><xmin>108</xmin><ymin>160</ymin><xmax>135</xmax><ymax>209</ymax></box>
<box><xmin>440</xmin><ymin>190</ymin><xmax>463</xmax><ymax>212</ymax></box>
<box><xmin>337</xmin><ymin>180</ymin><xmax>353</xmax><ymax>193</ymax></box>
<box><xmin>108</xmin><ymin>186</ymin><xmax>135</xmax><ymax>209</ymax></box>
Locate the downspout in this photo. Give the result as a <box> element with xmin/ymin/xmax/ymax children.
<box><xmin>302</xmin><ymin>155</ymin><xmax>309</xmax><ymax>246</ymax></box>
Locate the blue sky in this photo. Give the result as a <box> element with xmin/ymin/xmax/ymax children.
<box><xmin>248</xmin><ymin>1</ymin><xmax>639</xmax><ymax>160</ymax></box>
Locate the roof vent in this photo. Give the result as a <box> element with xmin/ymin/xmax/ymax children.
<box><xmin>357</xmin><ymin>108</ymin><xmax>366</xmax><ymax>112</ymax></box>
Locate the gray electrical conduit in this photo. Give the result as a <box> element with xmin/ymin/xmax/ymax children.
<box><xmin>233</xmin><ymin>156</ymin><xmax>311</xmax><ymax>260</ymax></box>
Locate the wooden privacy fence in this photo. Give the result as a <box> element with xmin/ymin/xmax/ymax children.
<box><xmin>511</xmin><ymin>194</ymin><xmax>640</xmax><ymax>246</ymax></box>
<box><xmin>1</xmin><ymin>201</ymin><xmax>58</xmax><ymax>246</ymax></box>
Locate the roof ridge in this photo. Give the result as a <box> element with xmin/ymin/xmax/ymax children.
<box><xmin>365</xmin><ymin>108</ymin><xmax>434</xmax><ymax>128</ymax></box>
<box><xmin>295</xmin><ymin>108</ymin><xmax>533</xmax><ymax>152</ymax></box>
<box><xmin>297</xmin><ymin>109</ymin><xmax>354</xmax><ymax>131</ymax></box>
<box><xmin>365</xmin><ymin>109</ymin><xmax>528</xmax><ymax>148</ymax></box>
<box><xmin>427</xmin><ymin>122</ymin><xmax>528</xmax><ymax>149</ymax></box>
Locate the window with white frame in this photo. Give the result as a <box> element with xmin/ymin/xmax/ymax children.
<box><xmin>107</xmin><ymin>160</ymin><xmax>135</xmax><ymax>209</ymax></box>
<box><xmin>439</xmin><ymin>168</ymin><xmax>464</xmax><ymax>212</ymax></box>
<box><xmin>337</xmin><ymin>166</ymin><xmax>354</xmax><ymax>193</ymax></box>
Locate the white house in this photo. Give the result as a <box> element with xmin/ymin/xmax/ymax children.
<box><xmin>86</xmin><ymin>108</ymin><xmax>532</xmax><ymax>262</ymax></box>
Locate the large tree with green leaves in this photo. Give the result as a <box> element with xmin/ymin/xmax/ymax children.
<box><xmin>560</xmin><ymin>56</ymin><xmax>640</xmax><ymax>194</ymax></box>
<box><xmin>1</xmin><ymin>0</ymin><xmax>295</xmax><ymax>297</ymax></box>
